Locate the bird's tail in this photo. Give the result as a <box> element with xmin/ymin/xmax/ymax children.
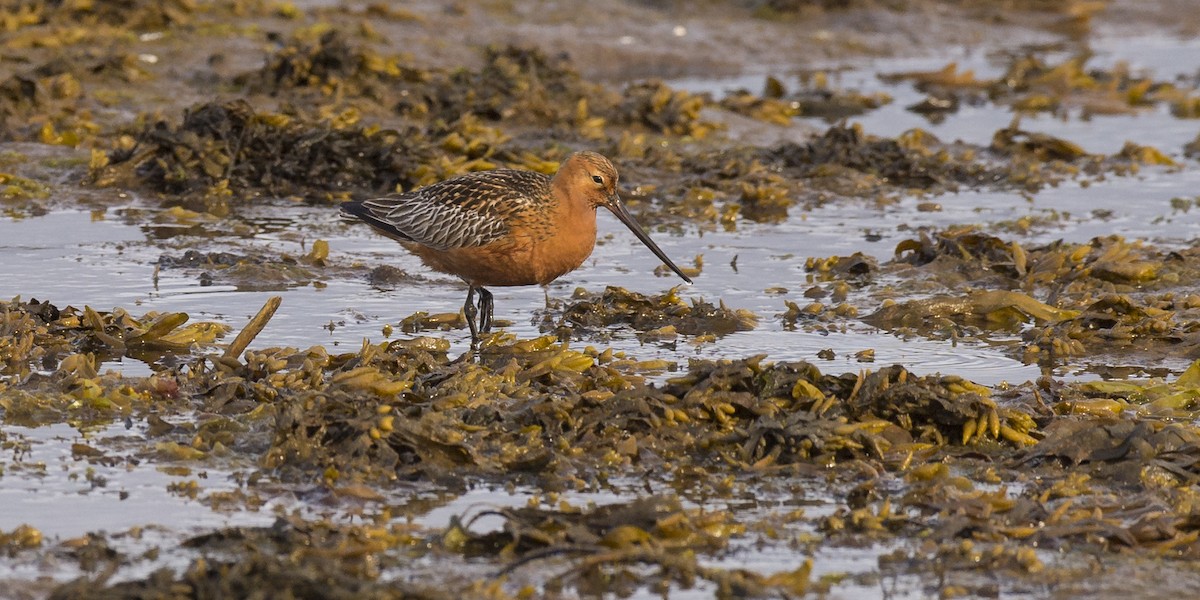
<box><xmin>339</xmin><ymin>198</ymin><xmax>415</xmax><ymax>244</ymax></box>
<box><xmin>339</xmin><ymin>199</ymin><xmax>369</xmax><ymax>223</ymax></box>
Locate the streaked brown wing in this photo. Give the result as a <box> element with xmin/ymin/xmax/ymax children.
<box><xmin>342</xmin><ymin>169</ymin><xmax>551</xmax><ymax>251</ymax></box>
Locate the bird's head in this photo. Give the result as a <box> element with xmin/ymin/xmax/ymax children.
<box><xmin>556</xmin><ymin>151</ymin><xmax>692</xmax><ymax>284</ymax></box>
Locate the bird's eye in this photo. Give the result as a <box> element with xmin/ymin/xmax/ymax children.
<box><xmin>591</xmin><ymin>175</ymin><xmax>604</xmax><ymax>185</ymax></box>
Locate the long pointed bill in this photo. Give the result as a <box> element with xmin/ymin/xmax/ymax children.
<box><xmin>606</xmin><ymin>194</ymin><xmax>693</xmax><ymax>284</ymax></box>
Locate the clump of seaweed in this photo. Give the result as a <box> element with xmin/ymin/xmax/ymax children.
<box><xmin>236</xmin><ymin>29</ymin><xmax>426</xmax><ymax>99</ymax></box>
<box><xmin>1</xmin><ymin>0</ymin><xmax>195</xmax><ymax>36</ymax></box>
<box><xmin>549</xmin><ymin>286</ymin><xmax>758</xmax><ymax>339</ymax></box>
<box><xmin>789</xmin><ymin>85</ymin><xmax>892</xmax><ymax>121</ymax></box>
<box><xmin>865</xmin><ymin>289</ymin><xmax>1076</xmax><ymax>333</ymax></box>
<box><xmin>728</xmin><ymin>73</ymin><xmax>892</xmax><ymax>123</ymax></box>
<box><xmin>0</xmin><ymin>51</ymin><xmax>142</xmax><ymax>145</ymax></box>
<box><xmin>894</xmin><ymin>227</ymin><xmax>1032</xmax><ymax>284</ymax></box>
<box><xmin>447</xmin><ymin>496</ymin><xmax>812</xmax><ymax>597</ymax></box>
<box><xmin>425</xmin><ymin>44</ymin><xmax>721</xmax><ymax>139</ymax></box>
<box><xmin>240</xmin><ymin>37</ymin><xmax>720</xmax><ymax>142</ymax></box>
<box><xmin>0</xmin><ymin>297</ymin><xmax>227</xmax><ymax>386</ymax></box>
<box><xmin>718</xmin><ymin>89</ymin><xmax>801</xmax><ymax>125</ymax></box>
<box><xmin>766</xmin><ymin>123</ymin><xmax>1001</xmax><ymax>191</ymax></box>
<box><xmin>156</xmin><ymin>245</ymin><xmax>326</xmax><ymax>291</ymax></box>
<box><xmin>884</xmin><ymin>50</ymin><xmax>1192</xmax><ymax>122</ymax></box>
<box><xmin>249</xmin><ymin>339</ymin><xmax>1039</xmax><ymax>488</ymax></box>
<box><xmin>613</xmin><ymin>80</ymin><xmax>717</xmax><ymax>138</ymax></box>
<box><xmin>388</xmin><ymin>46</ymin><xmax>719</xmax><ymax>138</ymax></box>
<box><xmin>93</xmin><ymin>39</ymin><xmax>731</xmax><ymax>206</ymax></box>
<box><xmin>631</xmin><ymin>115</ymin><xmax>1160</xmax><ymax>233</ymax></box>
<box><xmin>402</xmin><ymin>45</ymin><xmax>603</xmax><ymax>126</ymax></box>
<box><xmin>49</xmin><ymin>514</ymin><xmax>439</xmax><ymax>600</ymax></box>
<box><xmin>854</xmin><ymin>227</ymin><xmax>1200</xmax><ymax>373</ymax></box>
<box><xmin>90</xmin><ymin>100</ymin><xmax>436</xmax><ymax>202</ymax></box>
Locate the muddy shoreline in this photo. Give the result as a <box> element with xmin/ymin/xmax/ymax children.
<box><xmin>5</xmin><ymin>1</ymin><xmax>1200</xmax><ymax>598</ymax></box>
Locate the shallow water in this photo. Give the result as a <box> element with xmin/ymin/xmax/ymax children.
<box><xmin>0</xmin><ymin>422</ymin><xmax>280</xmax><ymax>538</ymax></box>
<box><xmin>1</xmin><ymin>202</ymin><xmax>1057</xmax><ymax>385</ymax></box>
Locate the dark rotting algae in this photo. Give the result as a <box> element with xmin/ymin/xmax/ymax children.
<box><xmin>882</xmin><ymin>50</ymin><xmax>1189</xmax><ymax>122</ymax></box>
<box><xmin>849</xmin><ymin>226</ymin><xmax>1200</xmax><ymax>370</ymax></box>
<box><xmin>721</xmin><ymin>73</ymin><xmax>893</xmax><ymax>124</ymax></box>
<box><xmin>235</xmin><ymin>29</ymin><xmax>428</xmax><ymax>99</ymax></box>
<box><xmin>83</xmin><ymin>38</ymin><xmax>737</xmax><ymax>209</ymax></box>
<box><xmin>640</xmin><ymin>106</ymin><xmax>1177</xmax><ymax>231</ymax></box>
<box><xmin>48</xmin><ymin>515</ymin><xmax>444</xmax><ymax>600</ymax></box>
<box><xmin>545</xmin><ymin>286</ymin><xmax>758</xmax><ymax>341</ymax></box>
<box><xmin>632</xmin><ymin>118</ymin><xmax>1140</xmax><ymax>231</ymax></box>
<box><xmin>90</xmin><ymin>100</ymin><xmax>437</xmax><ymax>202</ymax></box>
<box><xmin>768</xmin><ymin>123</ymin><xmax>1001</xmax><ymax>190</ymax></box>
<box><xmin>452</xmin><ymin>496</ymin><xmax>818</xmax><ymax>598</ymax></box>
<box><xmin>86</xmin><ymin>38</ymin><xmax>726</xmax><ymax>205</ymax></box>
<box><xmin>240</xmin><ymin>34</ymin><xmax>716</xmax><ymax>141</ymax></box>
<box><xmin>253</xmin><ymin>340</ymin><xmax>1039</xmax><ymax>483</ymax></box>
<box><xmin>0</xmin><ymin>297</ymin><xmax>228</xmax><ymax>386</ymax></box>
<box><xmin>1</xmin><ymin>0</ymin><xmax>195</xmax><ymax>32</ymax></box>
<box><xmin>156</xmin><ymin>246</ymin><xmax>325</xmax><ymax>291</ymax></box>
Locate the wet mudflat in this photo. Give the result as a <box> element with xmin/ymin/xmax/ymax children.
<box><xmin>4</xmin><ymin>1</ymin><xmax>1200</xmax><ymax>598</ymax></box>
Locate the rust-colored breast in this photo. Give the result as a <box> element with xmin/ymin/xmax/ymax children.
<box><xmin>405</xmin><ymin>203</ymin><xmax>597</xmax><ymax>287</ymax></box>
<box><xmin>346</xmin><ymin>163</ymin><xmax>602</xmax><ymax>287</ymax></box>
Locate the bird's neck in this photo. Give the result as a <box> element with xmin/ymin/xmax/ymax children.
<box><xmin>551</xmin><ymin>175</ymin><xmax>596</xmax><ymax>219</ymax></box>
<box><xmin>530</xmin><ymin>175</ymin><xmax>597</xmax><ymax>285</ymax></box>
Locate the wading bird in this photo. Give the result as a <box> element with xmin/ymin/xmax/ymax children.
<box><xmin>342</xmin><ymin>151</ymin><xmax>692</xmax><ymax>345</ymax></box>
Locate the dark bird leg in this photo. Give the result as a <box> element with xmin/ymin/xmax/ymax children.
<box><xmin>464</xmin><ymin>286</ymin><xmax>480</xmax><ymax>345</ymax></box>
<box><xmin>479</xmin><ymin>288</ymin><xmax>494</xmax><ymax>333</ymax></box>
